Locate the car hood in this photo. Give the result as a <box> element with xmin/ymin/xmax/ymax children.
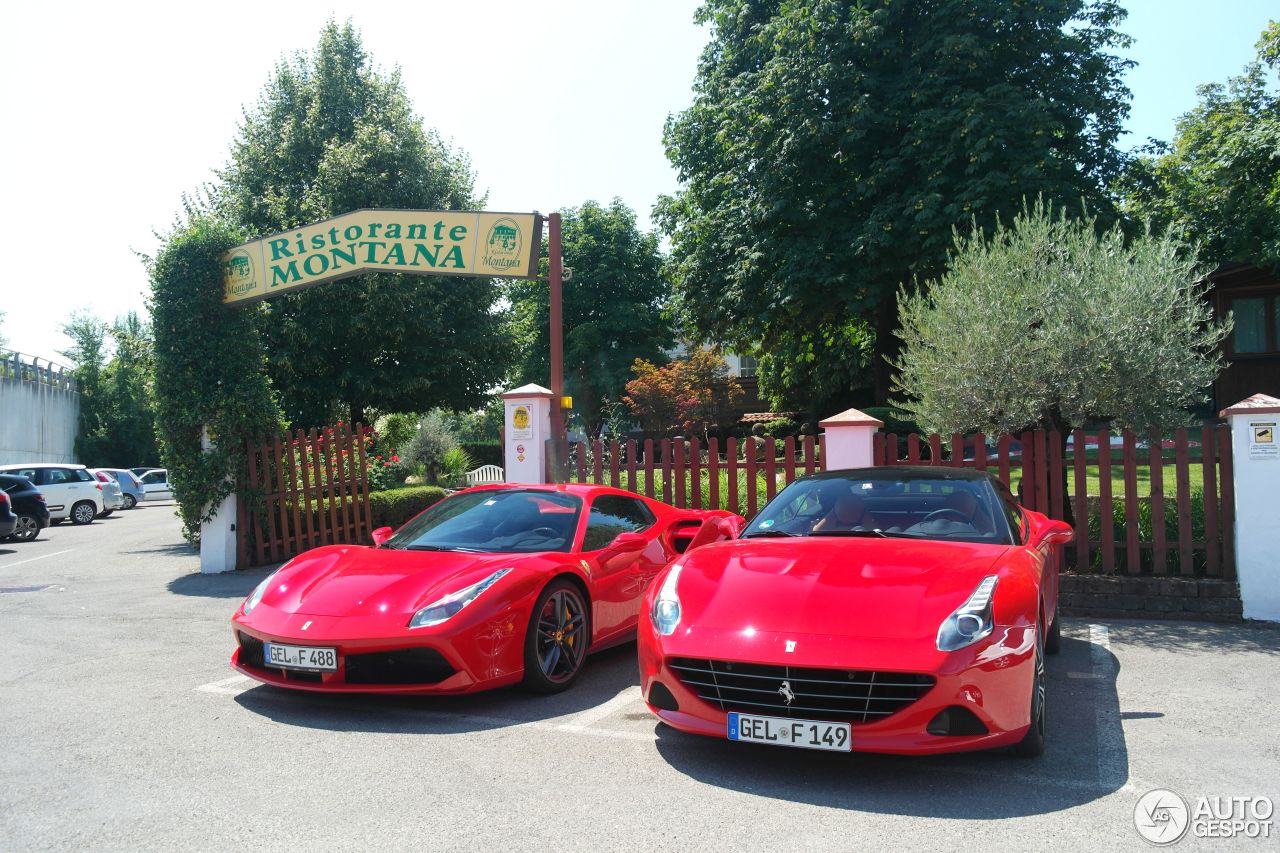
<box><xmin>674</xmin><ymin>537</ymin><xmax>1010</xmax><ymax>641</ymax></box>
<box><xmin>259</xmin><ymin>545</ymin><xmax>523</xmax><ymax>618</ymax></box>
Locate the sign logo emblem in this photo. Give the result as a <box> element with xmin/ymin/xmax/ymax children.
<box><xmin>785</xmin><ymin>640</ymin><xmax>797</xmax><ymax>653</ymax></box>
<box><xmin>301</xmin><ymin>621</ymin><xmax>312</xmax><ymax>631</ymax></box>
<box><xmin>778</xmin><ymin>680</ymin><xmax>796</xmax><ymax>706</ymax></box>
<box><xmin>484</xmin><ymin>217</ymin><xmax>523</xmax><ymax>271</ymax></box>
<box><xmin>223</xmin><ymin>250</ymin><xmax>257</xmax><ymax>297</ymax></box>
<box><xmin>513</xmin><ymin>406</ymin><xmax>530</xmax><ymax>431</ymax></box>
<box><xmin>1133</xmin><ymin>789</ymin><xmax>1190</xmax><ymax>845</ymax></box>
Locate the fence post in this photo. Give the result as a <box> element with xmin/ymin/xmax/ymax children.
<box><xmin>501</xmin><ymin>383</ymin><xmax>555</xmax><ymax>484</ymax></box>
<box><xmin>818</xmin><ymin>408</ymin><xmax>884</xmax><ymax>469</ymax></box>
<box><xmin>199</xmin><ymin>426</ymin><xmax>237</xmax><ymax>574</ymax></box>
<box><xmin>1220</xmin><ymin>393</ymin><xmax>1280</xmax><ymax>622</ymax></box>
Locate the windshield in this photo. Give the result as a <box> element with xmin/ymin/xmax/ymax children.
<box><xmin>383</xmin><ymin>489</ymin><xmax>582</xmax><ymax>554</ymax></box>
<box><xmin>741</xmin><ymin>473</ymin><xmax>1014</xmax><ymax>546</ymax></box>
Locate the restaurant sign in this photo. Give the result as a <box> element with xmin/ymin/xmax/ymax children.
<box><xmin>222</xmin><ymin>209</ymin><xmax>543</xmax><ymax>305</ymax></box>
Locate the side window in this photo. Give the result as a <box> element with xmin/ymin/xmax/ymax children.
<box><xmin>75</xmin><ymin>469</ymin><xmax>94</xmax><ymax>482</ymax></box>
<box><xmin>14</xmin><ymin>469</ymin><xmax>40</xmax><ymax>483</ymax></box>
<box><xmin>582</xmin><ymin>496</ymin><xmax>656</xmax><ymax>551</ymax></box>
<box><xmin>142</xmin><ymin>472</ymin><xmax>160</xmax><ymax>484</ymax></box>
<box><xmin>46</xmin><ymin>469</ymin><xmax>71</xmax><ymax>485</ymax></box>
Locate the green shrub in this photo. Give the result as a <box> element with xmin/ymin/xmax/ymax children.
<box><xmin>369</xmin><ymin>486</ymin><xmax>448</xmax><ymax>529</ymax></box>
<box><xmin>759</xmin><ymin>417</ymin><xmax>799</xmax><ymax>438</ymax></box>
<box><xmin>461</xmin><ymin>441</ymin><xmax>503</xmax><ymax>467</ymax></box>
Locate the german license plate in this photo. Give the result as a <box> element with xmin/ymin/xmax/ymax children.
<box><xmin>263</xmin><ymin>642</ymin><xmax>337</xmax><ymax>671</ymax></box>
<box><xmin>727</xmin><ymin>712</ymin><xmax>851</xmax><ymax>752</ymax></box>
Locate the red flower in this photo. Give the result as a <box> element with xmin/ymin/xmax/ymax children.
<box><xmin>390</xmin><ymin>455</ymin><xmax>400</xmax><ymax>462</ymax></box>
<box><xmin>383</xmin><ymin>462</ymin><xmax>390</xmax><ymax>468</ymax></box>
<box><xmin>375</xmin><ymin>455</ymin><xmax>382</xmax><ymax>461</ymax></box>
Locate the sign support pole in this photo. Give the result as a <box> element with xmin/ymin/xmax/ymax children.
<box><xmin>548</xmin><ymin>212</ymin><xmax>565</xmax><ymax>479</ymax></box>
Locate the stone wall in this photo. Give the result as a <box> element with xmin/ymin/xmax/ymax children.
<box><xmin>1060</xmin><ymin>574</ymin><xmax>1243</xmax><ymax>623</ymax></box>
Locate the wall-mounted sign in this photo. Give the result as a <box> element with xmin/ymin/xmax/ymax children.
<box><xmin>510</xmin><ymin>406</ymin><xmax>533</xmax><ymax>441</ymax></box>
<box><xmin>1250</xmin><ymin>422</ymin><xmax>1277</xmax><ymax>461</ymax></box>
<box><xmin>221</xmin><ymin>209</ymin><xmax>543</xmax><ymax>305</ymax></box>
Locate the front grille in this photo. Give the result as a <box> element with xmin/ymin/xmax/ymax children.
<box><xmin>669</xmin><ymin>657</ymin><xmax>934</xmax><ymax>724</ymax></box>
<box><xmin>237</xmin><ymin>633</ymin><xmax>266</xmax><ymax>668</ymax></box>
<box><xmin>344</xmin><ymin>648</ymin><xmax>456</xmax><ymax>685</ymax></box>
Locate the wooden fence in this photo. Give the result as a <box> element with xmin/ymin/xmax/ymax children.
<box><xmin>561</xmin><ymin>426</ymin><xmax>1234</xmax><ymax>579</ymax></box>
<box><xmin>558</xmin><ymin>435</ymin><xmax>824</xmax><ymax>519</ymax></box>
<box><xmin>238</xmin><ymin>423</ymin><xmax>375</xmax><ymax>567</ymax></box>
<box><xmin>875</xmin><ymin>427</ymin><xmax>1234</xmax><ymax>579</ymax></box>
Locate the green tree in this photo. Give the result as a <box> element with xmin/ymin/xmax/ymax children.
<box><xmin>658</xmin><ymin>0</ymin><xmax>1134</xmax><ymax>403</ymax></box>
<box><xmin>217</xmin><ymin>20</ymin><xmax>508</xmax><ymax>427</ymax></box>
<box><xmin>1118</xmin><ymin>22</ymin><xmax>1280</xmax><ymax>270</ymax></box>
<box><xmin>507</xmin><ymin>199</ymin><xmax>674</xmax><ymax>436</ymax></box>
<box><xmin>59</xmin><ymin>311</ymin><xmax>111</xmax><ymax>463</ymax></box>
<box><xmin>893</xmin><ymin>201</ymin><xmax>1228</xmax><ymax>437</ymax></box>
<box><xmin>98</xmin><ymin>312</ymin><xmax>160</xmax><ymax>467</ymax></box>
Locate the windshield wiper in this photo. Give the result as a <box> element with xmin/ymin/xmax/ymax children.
<box><xmin>810</xmin><ymin>529</ymin><xmax>887</xmax><ymax>538</ymax></box>
<box><xmin>405</xmin><ymin>544</ymin><xmax>484</xmax><ymax>553</ymax></box>
<box><xmin>741</xmin><ymin>530</ymin><xmax>799</xmax><ymax>538</ymax></box>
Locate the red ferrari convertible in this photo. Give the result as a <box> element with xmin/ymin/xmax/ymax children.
<box><xmin>638</xmin><ymin>467</ymin><xmax>1073</xmax><ymax>756</ymax></box>
<box><xmin>232</xmin><ymin>484</ymin><xmax>739</xmax><ymax>695</ymax></box>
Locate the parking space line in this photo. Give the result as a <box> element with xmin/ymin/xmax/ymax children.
<box><xmin>1088</xmin><ymin>624</ymin><xmax>1128</xmax><ymax>790</ymax></box>
<box><xmin>195</xmin><ymin>674</ymin><xmax>257</xmax><ymax>695</ymax></box>
<box><xmin>0</xmin><ymin>549</ymin><xmax>76</xmax><ymax>570</ymax></box>
<box><xmin>556</xmin><ymin>687</ymin><xmax>643</xmax><ymax>732</ymax></box>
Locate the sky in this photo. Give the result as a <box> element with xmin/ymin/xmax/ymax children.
<box><xmin>0</xmin><ymin>0</ymin><xmax>1274</xmax><ymax>365</ymax></box>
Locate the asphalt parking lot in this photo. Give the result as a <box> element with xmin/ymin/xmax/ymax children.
<box><xmin>2</xmin><ymin>507</ymin><xmax>1278</xmax><ymax>852</ymax></box>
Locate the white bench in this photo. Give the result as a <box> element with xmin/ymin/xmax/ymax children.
<box><xmin>465</xmin><ymin>464</ymin><xmax>505</xmax><ymax>486</ymax></box>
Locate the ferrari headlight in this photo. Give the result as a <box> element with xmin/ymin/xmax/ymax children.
<box><xmin>650</xmin><ymin>564</ymin><xmax>683</xmax><ymax>636</ymax></box>
<box><xmin>242</xmin><ymin>574</ymin><xmax>274</xmax><ymax>615</ymax></box>
<box><xmin>409</xmin><ymin>568</ymin><xmax>511</xmax><ymax>629</ymax></box>
<box><xmin>937</xmin><ymin>575</ymin><xmax>999</xmax><ymax>652</ymax></box>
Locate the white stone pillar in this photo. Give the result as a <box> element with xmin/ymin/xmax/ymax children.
<box><xmin>818</xmin><ymin>408</ymin><xmax>884</xmax><ymax>470</ymax></box>
<box><xmin>1221</xmin><ymin>393</ymin><xmax>1280</xmax><ymax>622</ymax></box>
<box><xmin>199</xmin><ymin>426</ymin><xmax>237</xmax><ymax>573</ymax></box>
<box><xmin>501</xmin><ymin>384</ymin><xmax>554</xmax><ymax>484</ymax></box>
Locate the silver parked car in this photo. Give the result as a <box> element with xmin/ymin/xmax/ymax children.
<box><xmin>89</xmin><ymin>469</ymin><xmax>126</xmax><ymax>515</ymax></box>
<box><xmin>96</xmin><ymin>468</ymin><xmax>146</xmax><ymax>510</ymax></box>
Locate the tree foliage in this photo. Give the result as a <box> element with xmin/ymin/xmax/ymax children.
<box><xmin>59</xmin><ymin>310</ymin><xmax>161</xmax><ymax>467</ymax></box>
<box><xmin>149</xmin><ymin>215</ymin><xmax>281</xmax><ymax>543</ymax></box>
<box><xmin>624</xmin><ymin>348</ymin><xmax>743</xmax><ymax>437</ymax></box>
<box><xmin>1118</xmin><ymin>22</ymin><xmax>1280</xmax><ymax>270</ymax></box>
<box><xmin>658</xmin><ymin>0</ymin><xmax>1134</xmax><ymax>402</ymax></box>
<box><xmin>217</xmin><ymin>20</ymin><xmax>508</xmax><ymax>427</ymax></box>
<box><xmin>507</xmin><ymin>199</ymin><xmax>674</xmax><ymax>436</ymax></box>
<box><xmin>893</xmin><ymin>202</ymin><xmax>1229</xmax><ymax>435</ymax></box>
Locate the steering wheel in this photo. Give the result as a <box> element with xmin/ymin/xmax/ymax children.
<box><xmin>526</xmin><ymin>527</ymin><xmax>559</xmax><ymax>539</ymax></box>
<box><xmin>921</xmin><ymin>508</ymin><xmax>971</xmax><ymax>524</ymax></box>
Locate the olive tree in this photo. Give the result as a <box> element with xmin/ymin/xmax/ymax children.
<box><xmin>893</xmin><ymin>201</ymin><xmax>1229</xmax><ymax>436</ymax></box>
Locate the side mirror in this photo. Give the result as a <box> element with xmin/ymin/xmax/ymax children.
<box><xmin>1031</xmin><ymin>519</ymin><xmax>1073</xmax><ymax>549</ymax></box>
<box><xmin>371</xmin><ymin>526</ymin><xmax>394</xmax><ymax>547</ymax></box>
<box><xmin>607</xmin><ymin>531</ymin><xmax>649</xmax><ymax>554</ymax></box>
<box><xmin>719</xmin><ymin>515</ymin><xmax>746</xmax><ymax>539</ymax></box>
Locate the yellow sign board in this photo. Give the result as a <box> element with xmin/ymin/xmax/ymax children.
<box><xmin>222</xmin><ymin>209</ymin><xmax>543</xmax><ymax>305</ymax></box>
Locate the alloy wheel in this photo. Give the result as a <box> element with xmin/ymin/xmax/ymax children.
<box><xmin>535</xmin><ymin>588</ymin><xmax>587</xmax><ymax>683</ymax></box>
<box><xmin>12</xmin><ymin>516</ymin><xmax>39</xmax><ymax>542</ymax></box>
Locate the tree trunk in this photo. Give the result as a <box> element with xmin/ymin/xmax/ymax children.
<box><xmin>1044</xmin><ymin>406</ymin><xmax>1076</xmax><ymax>528</ymax></box>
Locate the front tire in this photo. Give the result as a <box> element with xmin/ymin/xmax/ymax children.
<box><xmin>71</xmin><ymin>501</ymin><xmax>97</xmax><ymax>525</ymax></box>
<box><xmin>1012</xmin><ymin>627</ymin><xmax>1047</xmax><ymax>758</ymax></box>
<box><xmin>10</xmin><ymin>515</ymin><xmax>40</xmax><ymax>542</ymax></box>
<box><xmin>522</xmin><ymin>580</ymin><xmax>590</xmax><ymax>694</ymax></box>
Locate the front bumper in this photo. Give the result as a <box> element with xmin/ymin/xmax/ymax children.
<box><xmin>231</xmin><ymin>603</ymin><xmax>528</xmax><ymax>695</ymax></box>
<box><xmin>638</xmin><ymin>619</ymin><xmax>1037</xmax><ymax>755</ymax></box>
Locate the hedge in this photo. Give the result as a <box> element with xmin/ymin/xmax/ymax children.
<box><xmin>369</xmin><ymin>486</ymin><xmax>448</xmax><ymax>529</ymax></box>
<box><xmin>461</xmin><ymin>441</ymin><xmax>503</xmax><ymax>467</ymax></box>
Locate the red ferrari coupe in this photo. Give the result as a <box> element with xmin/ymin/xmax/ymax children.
<box><xmin>638</xmin><ymin>467</ymin><xmax>1073</xmax><ymax>757</ymax></box>
<box><xmin>232</xmin><ymin>484</ymin><xmax>739</xmax><ymax>695</ymax></box>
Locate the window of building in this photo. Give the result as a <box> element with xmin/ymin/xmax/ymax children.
<box><xmin>1231</xmin><ymin>297</ymin><xmax>1269</xmax><ymax>354</ymax></box>
<box><xmin>737</xmin><ymin>355</ymin><xmax>758</xmax><ymax>378</ymax></box>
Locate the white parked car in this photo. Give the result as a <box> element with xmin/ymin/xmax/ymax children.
<box><xmin>0</xmin><ymin>463</ymin><xmax>106</xmax><ymax>525</ymax></box>
<box><xmin>138</xmin><ymin>468</ymin><xmax>173</xmax><ymax>501</ymax></box>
